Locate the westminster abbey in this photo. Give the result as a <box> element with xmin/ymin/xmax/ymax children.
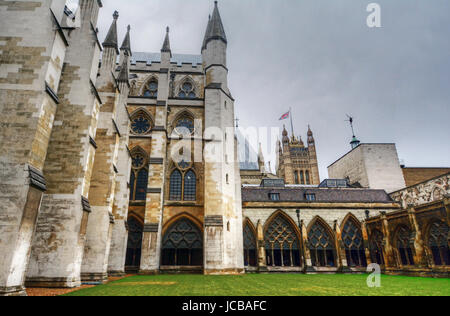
<box><xmin>0</xmin><ymin>0</ymin><xmax>448</xmax><ymax>296</ymax></box>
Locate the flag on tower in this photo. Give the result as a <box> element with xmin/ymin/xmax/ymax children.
<box><xmin>279</xmin><ymin>111</ymin><xmax>290</xmax><ymax>121</ymax></box>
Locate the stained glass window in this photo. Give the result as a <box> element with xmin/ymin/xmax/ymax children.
<box><xmin>161</xmin><ymin>218</ymin><xmax>203</xmax><ymax>266</ymax></box>
<box><xmin>264</xmin><ymin>213</ymin><xmax>301</xmax><ymax>267</ymax></box>
<box><xmin>244</xmin><ymin>223</ymin><xmax>257</xmax><ymax>267</ymax></box>
<box><xmin>175</xmin><ymin>117</ymin><xmax>194</xmax><ymax>136</ymax></box>
<box><xmin>178</xmin><ymin>159</ymin><xmax>190</xmax><ymax>169</ymax></box>
<box><xmin>129</xmin><ymin>150</ymin><xmax>148</xmax><ymax>201</ymax></box>
<box><xmin>169</xmin><ymin>170</ymin><xmax>182</xmax><ymax>201</ymax></box>
<box><xmin>178</xmin><ymin>81</ymin><xmax>196</xmax><ymax>99</ymax></box>
<box><xmin>305</xmin><ymin>171</ymin><xmax>310</xmax><ymax>185</ymax></box>
<box><xmin>428</xmin><ymin>221</ymin><xmax>449</xmax><ymax>266</ymax></box>
<box><xmin>342</xmin><ymin>219</ymin><xmax>367</xmax><ymax>267</ymax></box>
<box><xmin>308</xmin><ymin>220</ymin><xmax>336</xmax><ymax>267</ymax></box>
<box><xmin>131</xmin><ymin>112</ymin><xmax>152</xmax><ymax>135</ymax></box>
<box><xmin>395</xmin><ymin>226</ymin><xmax>415</xmax><ymax>266</ymax></box>
<box><xmin>294</xmin><ymin>171</ymin><xmax>299</xmax><ymax>184</ymax></box>
<box><xmin>143</xmin><ymin>79</ymin><xmax>158</xmax><ymax>97</ymax></box>
<box><xmin>370</xmin><ymin>229</ymin><xmax>385</xmax><ymax>265</ymax></box>
<box><xmin>300</xmin><ymin>171</ymin><xmax>305</xmax><ymax>185</ymax></box>
<box><xmin>183</xmin><ymin>170</ymin><xmax>196</xmax><ymax>201</ymax></box>
<box><xmin>135</xmin><ymin>169</ymin><xmax>148</xmax><ymax>201</ymax></box>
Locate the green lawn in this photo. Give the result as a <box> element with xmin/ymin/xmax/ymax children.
<box><xmin>64</xmin><ymin>274</ymin><xmax>450</xmax><ymax>296</ymax></box>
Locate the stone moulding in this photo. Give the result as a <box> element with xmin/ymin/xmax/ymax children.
<box><xmin>149</xmin><ymin>158</ymin><xmax>164</xmax><ymax>165</ymax></box>
<box><xmin>28</xmin><ymin>165</ymin><xmax>47</xmax><ymax>191</ymax></box>
<box><xmin>147</xmin><ymin>188</ymin><xmax>162</xmax><ymax>194</ymax></box>
<box><xmin>143</xmin><ymin>223</ymin><xmax>159</xmax><ymax>233</ymax></box>
<box><xmin>204</xmin><ymin>215</ymin><xmax>223</xmax><ymax>227</ymax></box>
<box><xmin>45</xmin><ymin>82</ymin><xmax>60</xmax><ymax>104</ymax></box>
<box><xmin>81</xmin><ymin>196</ymin><xmax>92</xmax><ymax>213</ymax></box>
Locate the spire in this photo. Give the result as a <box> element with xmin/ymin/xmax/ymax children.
<box><xmin>204</xmin><ymin>1</ymin><xmax>227</xmax><ymax>49</ymax></box>
<box><xmin>117</xmin><ymin>57</ymin><xmax>129</xmax><ymax>83</ymax></box>
<box><xmin>103</xmin><ymin>11</ymin><xmax>119</xmax><ymax>53</ymax></box>
<box><xmin>282</xmin><ymin>125</ymin><xmax>289</xmax><ymax>144</ymax></box>
<box><xmin>120</xmin><ymin>25</ymin><xmax>131</xmax><ymax>56</ymax></box>
<box><xmin>307</xmin><ymin>125</ymin><xmax>315</xmax><ymax>145</ymax></box>
<box><xmin>201</xmin><ymin>15</ymin><xmax>212</xmax><ymax>51</ymax></box>
<box><xmin>161</xmin><ymin>26</ymin><xmax>171</xmax><ymax>54</ymax></box>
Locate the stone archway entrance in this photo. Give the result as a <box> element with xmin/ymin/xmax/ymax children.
<box><xmin>161</xmin><ymin>218</ymin><xmax>203</xmax><ymax>266</ymax></box>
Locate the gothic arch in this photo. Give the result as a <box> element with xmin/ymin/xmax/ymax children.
<box><xmin>263</xmin><ymin>210</ymin><xmax>302</xmax><ymax>267</ymax></box>
<box><xmin>162</xmin><ymin>212</ymin><xmax>203</xmax><ymax>236</ymax></box>
<box><xmin>125</xmin><ymin>215</ymin><xmax>144</xmax><ymax>268</ymax></box>
<box><xmin>176</xmin><ymin>76</ymin><xmax>199</xmax><ymax>99</ymax></box>
<box><xmin>161</xmin><ymin>214</ymin><xmax>203</xmax><ymax>266</ymax></box>
<box><xmin>392</xmin><ymin>224</ymin><xmax>415</xmax><ymax>266</ymax></box>
<box><xmin>130</xmin><ymin>108</ymin><xmax>154</xmax><ymax>135</ymax></box>
<box><xmin>340</xmin><ymin>213</ymin><xmax>367</xmax><ymax>267</ymax></box>
<box><xmin>307</xmin><ymin>216</ymin><xmax>337</xmax><ymax>267</ymax></box>
<box><xmin>423</xmin><ymin>218</ymin><xmax>449</xmax><ymax>266</ymax></box>
<box><xmin>129</xmin><ymin>146</ymin><xmax>149</xmax><ymax>201</ymax></box>
<box><xmin>243</xmin><ymin>218</ymin><xmax>258</xmax><ymax>267</ymax></box>
<box><xmin>369</xmin><ymin>229</ymin><xmax>385</xmax><ymax>265</ymax></box>
<box><xmin>139</xmin><ymin>75</ymin><xmax>159</xmax><ymax>97</ymax></box>
<box><xmin>431</xmin><ymin>185</ymin><xmax>446</xmax><ymax>202</ymax></box>
<box><xmin>170</xmin><ymin>109</ymin><xmax>197</xmax><ymax>136</ymax></box>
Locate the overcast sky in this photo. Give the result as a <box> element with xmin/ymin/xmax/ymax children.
<box><xmin>95</xmin><ymin>0</ymin><xmax>450</xmax><ymax>179</ymax></box>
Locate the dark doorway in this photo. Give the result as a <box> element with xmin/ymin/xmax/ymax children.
<box><xmin>125</xmin><ymin>217</ymin><xmax>143</xmax><ymax>271</ymax></box>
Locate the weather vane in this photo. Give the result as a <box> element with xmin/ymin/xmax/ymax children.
<box><xmin>346</xmin><ymin>114</ymin><xmax>361</xmax><ymax>149</ymax></box>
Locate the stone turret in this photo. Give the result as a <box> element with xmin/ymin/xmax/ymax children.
<box><xmin>202</xmin><ymin>1</ymin><xmax>229</xmax><ymax>92</ymax></box>
<box><xmin>202</xmin><ymin>1</ymin><xmax>244</xmax><ymax>274</ymax></box>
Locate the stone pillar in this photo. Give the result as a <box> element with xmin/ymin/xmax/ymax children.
<box><xmin>0</xmin><ymin>0</ymin><xmax>69</xmax><ymax>296</ymax></box>
<box><xmin>26</xmin><ymin>0</ymin><xmax>103</xmax><ymax>288</ymax></box>
<box><xmin>361</xmin><ymin>221</ymin><xmax>372</xmax><ymax>266</ymax></box>
<box><xmin>335</xmin><ymin>220</ymin><xmax>350</xmax><ymax>272</ymax></box>
<box><xmin>139</xmin><ymin>68</ymin><xmax>169</xmax><ymax>274</ymax></box>
<box><xmin>407</xmin><ymin>205</ymin><xmax>428</xmax><ymax>268</ymax></box>
<box><xmin>380</xmin><ymin>211</ymin><xmax>395</xmax><ymax>268</ymax></box>
<box><xmin>256</xmin><ymin>220</ymin><xmax>267</xmax><ymax>272</ymax></box>
<box><xmin>301</xmin><ymin>220</ymin><xmax>315</xmax><ymax>273</ymax></box>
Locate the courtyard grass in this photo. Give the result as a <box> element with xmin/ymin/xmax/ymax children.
<box><xmin>63</xmin><ymin>274</ymin><xmax>450</xmax><ymax>296</ymax></box>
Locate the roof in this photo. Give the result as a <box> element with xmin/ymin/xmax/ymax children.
<box><xmin>130</xmin><ymin>52</ymin><xmax>202</xmax><ymax>66</ymax></box>
<box><xmin>242</xmin><ymin>187</ymin><xmax>394</xmax><ymax>203</ymax></box>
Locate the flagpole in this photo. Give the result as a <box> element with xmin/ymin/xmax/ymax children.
<box><xmin>289</xmin><ymin>107</ymin><xmax>294</xmax><ymax>138</ymax></box>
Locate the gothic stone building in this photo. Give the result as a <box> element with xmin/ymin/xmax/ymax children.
<box><xmin>0</xmin><ymin>0</ymin><xmax>448</xmax><ymax>296</ymax></box>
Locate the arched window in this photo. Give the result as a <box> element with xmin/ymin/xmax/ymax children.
<box><xmin>131</xmin><ymin>110</ymin><xmax>152</xmax><ymax>135</ymax></box>
<box><xmin>369</xmin><ymin>229</ymin><xmax>385</xmax><ymax>265</ymax></box>
<box><xmin>305</xmin><ymin>171</ymin><xmax>310</xmax><ymax>185</ymax></box>
<box><xmin>161</xmin><ymin>218</ymin><xmax>203</xmax><ymax>266</ymax></box>
<box><xmin>342</xmin><ymin>218</ymin><xmax>367</xmax><ymax>267</ymax></box>
<box><xmin>175</xmin><ymin>116</ymin><xmax>195</xmax><ymax>136</ymax></box>
<box><xmin>264</xmin><ymin>213</ymin><xmax>301</xmax><ymax>267</ymax></box>
<box><xmin>395</xmin><ymin>226</ymin><xmax>415</xmax><ymax>266</ymax></box>
<box><xmin>294</xmin><ymin>171</ymin><xmax>299</xmax><ymax>184</ymax></box>
<box><xmin>183</xmin><ymin>170</ymin><xmax>196</xmax><ymax>201</ymax></box>
<box><xmin>308</xmin><ymin>219</ymin><xmax>336</xmax><ymax>267</ymax></box>
<box><xmin>428</xmin><ymin>221</ymin><xmax>449</xmax><ymax>266</ymax></box>
<box><xmin>178</xmin><ymin>80</ymin><xmax>196</xmax><ymax>99</ymax></box>
<box><xmin>300</xmin><ymin>171</ymin><xmax>305</xmax><ymax>185</ymax></box>
<box><xmin>143</xmin><ymin>79</ymin><xmax>158</xmax><ymax>97</ymax></box>
<box><xmin>432</xmin><ymin>188</ymin><xmax>444</xmax><ymax>201</ymax></box>
<box><xmin>243</xmin><ymin>222</ymin><xmax>257</xmax><ymax>267</ymax></box>
<box><xmin>129</xmin><ymin>149</ymin><xmax>148</xmax><ymax>201</ymax></box>
<box><xmin>169</xmin><ymin>170</ymin><xmax>182</xmax><ymax>201</ymax></box>
<box><xmin>125</xmin><ymin>217</ymin><xmax>143</xmax><ymax>268</ymax></box>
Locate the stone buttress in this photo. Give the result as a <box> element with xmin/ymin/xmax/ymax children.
<box><xmin>26</xmin><ymin>0</ymin><xmax>103</xmax><ymax>288</ymax></box>
<box><xmin>0</xmin><ymin>0</ymin><xmax>71</xmax><ymax>296</ymax></box>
